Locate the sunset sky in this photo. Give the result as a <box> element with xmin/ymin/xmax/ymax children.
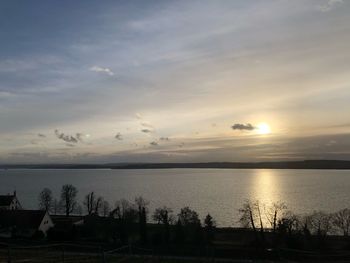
<box><xmin>1</xmin><ymin>0</ymin><xmax>350</xmax><ymax>163</ymax></box>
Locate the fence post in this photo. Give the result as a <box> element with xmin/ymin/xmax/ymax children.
<box><xmin>100</xmin><ymin>246</ymin><xmax>106</xmax><ymax>263</ymax></box>
<box><xmin>128</xmin><ymin>243</ymin><xmax>132</xmax><ymax>255</ymax></box>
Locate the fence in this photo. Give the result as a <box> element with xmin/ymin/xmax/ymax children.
<box><xmin>3</xmin><ymin>242</ymin><xmax>350</xmax><ymax>262</ymax></box>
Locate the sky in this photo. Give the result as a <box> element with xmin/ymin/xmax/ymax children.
<box><xmin>1</xmin><ymin>0</ymin><xmax>350</xmax><ymax>163</ymax></box>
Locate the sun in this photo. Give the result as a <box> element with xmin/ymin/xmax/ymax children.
<box><xmin>256</xmin><ymin>123</ymin><xmax>271</xmax><ymax>135</ymax></box>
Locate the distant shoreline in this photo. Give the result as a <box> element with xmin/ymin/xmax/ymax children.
<box><xmin>2</xmin><ymin>160</ymin><xmax>350</xmax><ymax>170</ymax></box>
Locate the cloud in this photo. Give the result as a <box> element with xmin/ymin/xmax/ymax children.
<box><xmin>135</xmin><ymin>113</ymin><xmax>143</xmax><ymax>120</ymax></box>
<box><xmin>141</xmin><ymin>129</ymin><xmax>154</xmax><ymax>134</ymax></box>
<box><xmin>76</xmin><ymin>133</ymin><xmax>85</xmax><ymax>142</ymax></box>
<box><xmin>231</xmin><ymin>123</ymin><xmax>256</xmax><ymax>131</ymax></box>
<box><xmin>141</xmin><ymin>122</ymin><xmax>154</xmax><ymax>129</ymax></box>
<box><xmin>89</xmin><ymin>66</ymin><xmax>114</xmax><ymax>76</ymax></box>
<box><xmin>317</xmin><ymin>0</ymin><xmax>343</xmax><ymax>12</ymax></box>
<box><xmin>150</xmin><ymin>141</ymin><xmax>158</xmax><ymax>146</ymax></box>
<box><xmin>54</xmin><ymin>129</ymin><xmax>79</xmax><ymax>143</ymax></box>
<box><xmin>115</xmin><ymin>132</ymin><xmax>123</xmax><ymax>140</ymax></box>
<box><xmin>30</xmin><ymin>139</ymin><xmax>40</xmax><ymax>145</ymax></box>
<box><xmin>37</xmin><ymin>133</ymin><xmax>46</xmax><ymax>138</ymax></box>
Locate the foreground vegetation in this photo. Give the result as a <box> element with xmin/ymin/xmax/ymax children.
<box><xmin>2</xmin><ymin>184</ymin><xmax>350</xmax><ymax>261</ymax></box>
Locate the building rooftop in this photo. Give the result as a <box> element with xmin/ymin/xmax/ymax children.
<box><xmin>0</xmin><ymin>210</ymin><xmax>47</xmax><ymax>229</ymax></box>
<box><xmin>0</xmin><ymin>195</ymin><xmax>16</xmax><ymax>207</ymax></box>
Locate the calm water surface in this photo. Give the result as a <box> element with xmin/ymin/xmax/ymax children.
<box><xmin>0</xmin><ymin>168</ymin><xmax>349</xmax><ymax>227</ymax></box>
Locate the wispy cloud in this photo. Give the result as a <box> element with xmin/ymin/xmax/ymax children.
<box><xmin>135</xmin><ymin>113</ymin><xmax>143</xmax><ymax>120</ymax></box>
<box><xmin>76</xmin><ymin>133</ymin><xmax>85</xmax><ymax>142</ymax></box>
<box><xmin>150</xmin><ymin>141</ymin><xmax>158</xmax><ymax>146</ymax></box>
<box><xmin>54</xmin><ymin>129</ymin><xmax>79</xmax><ymax>143</ymax></box>
<box><xmin>231</xmin><ymin>123</ymin><xmax>256</xmax><ymax>131</ymax></box>
<box><xmin>141</xmin><ymin>122</ymin><xmax>154</xmax><ymax>129</ymax></box>
<box><xmin>141</xmin><ymin>129</ymin><xmax>154</xmax><ymax>134</ymax></box>
<box><xmin>317</xmin><ymin>0</ymin><xmax>343</xmax><ymax>12</ymax></box>
<box><xmin>115</xmin><ymin>132</ymin><xmax>123</xmax><ymax>140</ymax></box>
<box><xmin>89</xmin><ymin>66</ymin><xmax>114</xmax><ymax>76</ymax></box>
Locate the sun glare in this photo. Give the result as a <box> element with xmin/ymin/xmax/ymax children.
<box><xmin>257</xmin><ymin>123</ymin><xmax>271</xmax><ymax>135</ymax></box>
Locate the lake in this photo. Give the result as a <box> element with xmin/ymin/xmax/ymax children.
<box><xmin>0</xmin><ymin>168</ymin><xmax>349</xmax><ymax>227</ymax></box>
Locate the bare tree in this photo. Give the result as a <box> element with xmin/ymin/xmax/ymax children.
<box><xmin>135</xmin><ymin>196</ymin><xmax>150</xmax><ymax>244</ymax></box>
<box><xmin>178</xmin><ymin>206</ymin><xmax>200</xmax><ymax>226</ymax></box>
<box><xmin>153</xmin><ymin>206</ymin><xmax>173</xmax><ymax>224</ymax></box>
<box><xmin>94</xmin><ymin>196</ymin><xmax>103</xmax><ymax>215</ymax></box>
<box><xmin>135</xmin><ymin>196</ymin><xmax>150</xmax><ymax>215</ymax></box>
<box><xmin>153</xmin><ymin>206</ymin><xmax>174</xmax><ymax>243</ymax></box>
<box><xmin>277</xmin><ymin>210</ymin><xmax>300</xmax><ymax>236</ymax></box>
<box><xmin>265</xmin><ymin>201</ymin><xmax>287</xmax><ymax>232</ymax></box>
<box><xmin>239</xmin><ymin>200</ymin><xmax>265</xmax><ymax>231</ymax></box>
<box><xmin>239</xmin><ymin>200</ymin><xmax>257</xmax><ymax>231</ymax></box>
<box><xmin>239</xmin><ymin>200</ymin><xmax>267</xmax><ymax>245</ymax></box>
<box><xmin>38</xmin><ymin>188</ymin><xmax>53</xmax><ymax>212</ymax></box>
<box><xmin>332</xmin><ymin>208</ymin><xmax>350</xmax><ymax>236</ymax></box>
<box><xmin>308</xmin><ymin>211</ymin><xmax>333</xmax><ymax>237</ymax></box>
<box><xmin>60</xmin><ymin>184</ymin><xmax>78</xmax><ymax>216</ymax></box>
<box><xmin>204</xmin><ymin>213</ymin><xmax>216</xmax><ymax>244</ymax></box>
<box><xmin>112</xmin><ymin>199</ymin><xmax>137</xmax><ymax>221</ymax></box>
<box><xmin>102</xmin><ymin>200</ymin><xmax>110</xmax><ymax>217</ymax></box>
<box><xmin>53</xmin><ymin>198</ymin><xmax>59</xmax><ymax>215</ymax></box>
<box><xmin>83</xmin><ymin>192</ymin><xmax>103</xmax><ymax>215</ymax></box>
<box><xmin>84</xmin><ymin>191</ymin><xmax>95</xmax><ymax>215</ymax></box>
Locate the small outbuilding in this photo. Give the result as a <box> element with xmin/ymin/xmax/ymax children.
<box><xmin>0</xmin><ymin>191</ymin><xmax>22</xmax><ymax>210</ymax></box>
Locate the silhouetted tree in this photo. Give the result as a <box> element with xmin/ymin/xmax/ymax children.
<box><xmin>178</xmin><ymin>206</ymin><xmax>200</xmax><ymax>226</ymax></box>
<box><xmin>153</xmin><ymin>206</ymin><xmax>173</xmax><ymax>224</ymax></box>
<box><xmin>153</xmin><ymin>206</ymin><xmax>174</xmax><ymax>243</ymax></box>
<box><xmin>178</xmin><ymin>207</ymin><xmax>202</xmax><ymax>244</ymax></box>
<box><xmin>102</xmin><ymin>200</ymin><xmax>110</xmax><ymax>217</ymax></box>
<box><xmin>135</xmin><ymin>196</ymin><xmax>149</xmax><ymax>244</ymax></box>
<box><xmin>204</xmin><ymin>214</ymin><xmax>216</xmax><ymax>244</ymax></box>
<box><xmin>239</xmin><ymin>200</ymin><xmax>266</xmax><ymax>246</ymax></box>
<box><xmin>38</xmin><ymin>188</ymin><xmax>53</xmax><ymax>212</ymax></box>
<box><xmin>60</xmin><ymin>184</ymin><xmax>78</xmax><ymax>216</ymax></box>
<box><xmin>84</xmin><ymin>191</ymin><xmax>95</xmax><ymax>215</ymax></box>
<box><xmin>174</xmin><ymin>219</ymin><xmax>185</xmax><ymax>244</ymax></box>
<box><xmin>308</xmin><ymin>211</ymin><xmax>333</xmax><ymax>247</ymax></box>
<box><xmin>277</xmin><ymin>210</ymin><xmax>300</xmax><ymax>236</ymax></box>
<box><xmin>84</xmin><ymin>192</ymin><xmax>103</xmax><ymax>215</ymax></box>
<box><xmin>332</xmin><ymin>208</ymin><xmax>350</xmax><ymax>236</ymax></box>
<box><xmin>111</xmin><ymin>199</ymin><xmax>138</xmax><ymax>244</ymax></box>
<box><xmin>309</xmin><ymin>211</ymin><xmax>333</xmax><ymax>237</ymax></box>
<box><xmin>112</xmin><ymin>199</ymin><xmax>138</xmax><ymax>221</ymax></box>
<box><xmin>53</xmin><ymin>198</ymin><xmax>59</xmax><ymax>215</ymax></box>
<box><xmin>265</xmin><ymin>201</ymin><xmax>287</xmax><ymax>232</ymax></box>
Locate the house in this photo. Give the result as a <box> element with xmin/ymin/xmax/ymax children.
<box><xmin>51</xmin><ymin>215</ymin><xmax>84</xmax><ymax>228</ymax></box>
<box><xmin>0</xmin><ymin>191</ymin><xmax>22</xmax><ymax>210</ymax></box>
<box><xmin>0</xmin><ymin>210</ymin><xmax>54</xmax><ymax>238</ymax></box>
<box><xmin>49</xmin><ymin>215</ymin><xmax>84</xmax><ymax>240</ymax></box>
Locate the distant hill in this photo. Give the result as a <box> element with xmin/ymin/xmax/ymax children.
<box><xmin>2</xmin><ymin>160</ymin><xmax>350</xmax><ymax>169</ymax></box>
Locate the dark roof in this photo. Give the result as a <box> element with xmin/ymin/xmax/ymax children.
<box><xmin>0</xmin><ymin>210</ymin><xmax>47</xmax><ymax>229</ymax></box>
<box><xmin>0</xmin><ymin>195</ymin><xmax>15</xmax><ymax>206</ymax></box>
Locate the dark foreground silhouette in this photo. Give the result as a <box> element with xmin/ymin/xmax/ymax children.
<box><xmin>1</xmin><ymin>185</ymin><xmax>350</xmax><ymax>262</ymax></box>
